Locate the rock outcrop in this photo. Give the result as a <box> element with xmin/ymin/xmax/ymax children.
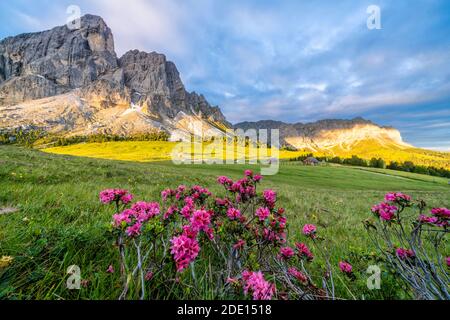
<box><xmin>118</xmin><ymin>50</ymin><xmax>229</xmax><ymax>125</ymax></box>
<box><xmin>0</xmin><ymin>15</ymin><xmax>117</xmax><ymax>105</ymax></box>
<box><xmin>0</xmin><ymin>14</ymin><xmax>229</xmax><ymax>137</ymax></box>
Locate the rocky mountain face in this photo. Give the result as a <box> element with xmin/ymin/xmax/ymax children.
<box><xmin>234</xmin><ymin>117</ymin><xmax>411</xmax><ymax>151</ymax></box>
<box><xmin>0</xmin><ymin>14</ymin><xmax>229</xmax><ymax>138</ymax></box>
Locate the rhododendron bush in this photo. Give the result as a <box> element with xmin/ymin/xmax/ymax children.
<box><xmin>100</xmin><ymin>173</ymin><xmax>449</xmax><ymax>300</ymax></box>
<box><xmin>366</xmin><ymin>193</ymin><xmax>449</xmax><ymax>299</ymax></box>
<box><xmin>100</xmin><ymin>170</ymin><xmax>342</xmax><ymax>300</ymax></box>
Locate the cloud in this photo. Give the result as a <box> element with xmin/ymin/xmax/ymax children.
<box><xmin>78</xmin><ymin>0</ymin><xmax>189</xmax><ymax>56</ymax></box>
<box><xmin>14</xmin><ymin>11</ymin><xmax>45</xmax><ymax>30</ymax></box>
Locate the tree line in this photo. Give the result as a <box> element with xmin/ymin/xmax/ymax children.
<box><xmin>290</xmin><ymin>154</ymin><xmax>450</xmax><ymax>179</ymax></box>
<box><xmin>0</xmin><ymin>129</ymin><xmax>170</xmax><ymax>147</ymax></box>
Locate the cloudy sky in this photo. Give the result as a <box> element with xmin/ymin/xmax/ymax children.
<box><xmin>1</xmin><ymin>0</ymin><xmax>449</xmax><ymax>150</ymax></box>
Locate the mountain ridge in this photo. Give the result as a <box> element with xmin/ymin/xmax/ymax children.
<box><xmin>234</xmin><ymin>117</ymin><xmax>411</xmax><ymax>151</ymax></box>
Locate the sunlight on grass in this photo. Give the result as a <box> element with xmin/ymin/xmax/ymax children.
<box><xmin>43</xmin><ymin>141</ymin><xmax>450</xmax><ymax>170</ymax></box>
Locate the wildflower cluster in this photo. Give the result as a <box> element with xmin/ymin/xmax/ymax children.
<box><xmin>418</xmin><ymin>207</ymin><xmax>450</xmax><ymax>228</ymax></box>
<box><xmin>371</xmin><ymin>192</ymin><xmax>413</xmax><ymax>222</ymax></box>
<box><xmin>112</xmin><ymin>201</ymin><xmax>160</xmax><ymax>237</ymax></box>
<box><xmin>242</xmin><ymin>270</ymin><xmax>275</xmax><ymax>300</ymax></box>
<box><xmin>366</xmin><ymin>192</ymin><xmax>449</xmax><ymax>300</ymax></box>
<box><xmin>371</xmin><ymin>202</ymin><xmax>398</xmax><ymax>221</ymax></box>
<box><xmin>97</xmin><ymin>174</ymin><xmax>447</xmax><ymax>300</ymax></box>
<box><xmin>100</xmin><ymin>189</ymin><xmax>133</xmax><ymax>205</ymax></box>
<box><xmin>170</xmin><ymin>234</ymin><xmax>201</xmax><ymax>272</ymax></box>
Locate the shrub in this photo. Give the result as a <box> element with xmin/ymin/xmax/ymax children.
<box><xmin>101</xmin><ymin>170</ymin><xmax>346</xmax><ymax>300</ymax></box>
<box><xmin>365</xmin><ymin>193</ymin><xmax>449</xmax><ymax>299</ymax></box>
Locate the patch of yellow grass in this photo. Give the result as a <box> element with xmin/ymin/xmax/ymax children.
<box><xmin>43</xmin><ymin>141</ymin><xmax>307</xmax><ymax>162</ymax></box>
<box><xmin>42</xmin><ymin>140</ymin><xmax>450</xmax><ymax>170</ymax></box>
<box><xmin>43</xmin><ymin>141</ymin><xmax>178</xmax><ymax>162</ymax></box>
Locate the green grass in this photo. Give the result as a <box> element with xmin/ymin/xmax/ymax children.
<box><xmin>0</xmin><ymin>145</ymin><xmax>449</xmax><ymax>299</ymax></box>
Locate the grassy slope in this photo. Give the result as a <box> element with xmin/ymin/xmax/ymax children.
<box><xmin>0</xmin><ymin>145</ymin><xmax>449</xmax><ymax>299</ymax></box>
<box><xmin>43</xmin><ymin>140</ymin><xmax>450</xmax><ymax>169</ymax></box>
<box><xmin>317</xmin><ymin>138</ymin><xmax>450</xmax><ymax>169</ymax></box>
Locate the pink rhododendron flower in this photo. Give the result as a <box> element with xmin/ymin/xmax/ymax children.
<box><xmin>131</xmin><ymin>201</ymin><xmax>160</xmax><ymax>222</ymax></box>
<box><xmin>396</xmin><ymin>248</ymin><xmax>415</xmax><ymax>260</ymax></box>
<box><xmin>191</xmin><ymin>185</ymin><xmax>212</xmax><ymax>200</ymax></box>
<box><xmin>302</xmin><ymin>224</ymin><xmax>317</xmax><ymax>237</ymax></box>
<box><xmin>385</xmin><ymin>192</ymin><xmax>411</xmax><ymax>204</ymax></box>
<box><xmin>161</xmin><ymin>189</ymin><xmax>175</xmax><ymax>201</ymax></box>
<box><xmin>431</xmin><ymin>208</ymin><xmax>450</xmax><ymax>219</ymax></box>
<box><xmin>112</xmin><ymin>209</ymin><xmax>133</xmax><ymax>227</ymax></box>
<box><xmin>278</xmin><ymin>246</ymin><xmax>295</xmax><ymax>260</ymax></box>
<box><xmin>371</xmin><ymin>202</ymin><xmax>398</xmax><ymax>221</ymax></box>
<box><xmin>244</xmin><ymin>169</ymin><xmax>253</xmax><ymax>177</ymax></box>
<box><xmin>262</xmin><ymin>228</ymin><xmax>276</xmax><ymax>242</ymax></box>
<box><xmin>145</xmin><ymin>271</ymin><xmax>154</xmax><ymax>281</ymax></box>
<box><xmin>227</xmin><ymin>207</ymin><xmax>242</xmax><ymax>220</ymax></box>
<box><xmin>184</xmin><ymin>196</ymin><xmax>194</xmax><ymax>207</ymax></box>
<box><xmin>164</xmin><ymin>205</ymin><xmax>178</xmax><ymax>220</ymax></box>
<box><xmin>217</xmin><ymin>176</ymin><xmax>233</xmax><ymax>186</ymax></box>
<box><xmin>255</xmin><ymin>207</ymin><xmax>270</xmax><ymax>221</ymax></box>
<box><xmin>181</xmin><ymin>205</ymin><xmax>193</xmax><ymax>219</ymax></box>
<box><xmin>278</xmin><ymin>216</ymin><xmax>287</xmax><ymax>228</ymax></box>
<box><xmin>418</xmin><ymin>214</ymin><xmax>439</xmax><ymax>225</ymax></box>
<box><xmin>190</xmin><ymin>209</ymin><xmax>212</xmax><ymax>233</ymax></box>
<box><xmin>121</xmin><ymin>193</ymin><xmax>133</xmax><ymax>204</ymax></box>
<box><xmin>205</xmin><ymin>227</ymin><xmax>215</xmax><ymax>240</ymax></box>
<box><xmin>253</xmin><ymin>174</ymin><xmax>262</xmax><ymax>182</ymax></box>
<box><xmin>228</xmin><ymin>176</ymin><xmax>258</xmax><ymax>202</ymax></box>
<box><xmin>106</xmin><ymin>265</ymin><xmax>114</xmax><ymax>273</ymax></box>
<box><xmin>263</xmin><ymin>189</ymin><xmax>277</xmax><ymax>208</ymax></box>
<box><xmin>233</xmin><ymin>239</ymin><xmax>246</xmax><ymax>250</ymax></box>
<box><xmin>182</xmin><ymin>225</ymin><xmax>198</xmax><ymax>239</ymax></box>
<box><xmin>215</xmin><ymin>198</ymin><xmax>231</xmax><ymax>207</ymax></box>
<box><xmin>245</xmin><ymin>185</ymin><xmax>256</xmax><ymax>197</ymax></box>
<box><xmin>295</xmin><ymin>242</ymin><xmax>314</xmax><ymax>261</ymax></box>
<box><xmin>99</xmin><ymin>189</ymin><xmax>133</xmax><ymax>205</ymax></box>
<box><xmin>270</xmin><ymin>216</ymin><xmax>287</xmax><ymax>230</ymax></box>
<box><xmin>125</xmin><ymin>222</ymin><xmax>142</xmax><ymax>237</ymax></box>
<box><xmin>446</xmin><ymin>257</ymin><xmax>450</xmax><ymax>268</ymax></box>
<box><xmin>170</xmin><ymin>235</ymin><xmax>200</xmax><ymax>272</ymax></box>
<box><xmin>338</xmin><ymin>261</ymin><xmax>353</xmax><ymax>274</ymax></box>
<box><xmin>242</xmin><ymin>270</ymin><xmax>275</xmax><ymax>300</ymax></box>
<box><xmin>288</xmin><ymin>267</ymin><xmax>308</xmax><ymax>284</ymax></box>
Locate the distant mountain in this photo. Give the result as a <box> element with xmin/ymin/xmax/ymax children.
<box><xmin>0</xmin><ymin>14</ymin><xmax>229</xmax><ymax>139</ymax></box>
<box><xmin>234</xmin><ymin>117</ymin><xmax>411</xmax><ymax>151</ymax></box>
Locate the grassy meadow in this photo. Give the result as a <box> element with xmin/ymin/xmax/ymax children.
<box><xmin>42</xmin><ymin>140</ymin><xmax>306</xmax><ymax>162</ymax></box>
<box><xmin>42</xmin><ymin>140</ymin><xmax>450</xmax><ymax>170</ymax></box>
<box><xmin>0</xmin><ymin>144</ymin><xmax>449</xmax><ymax>299</ymax></box>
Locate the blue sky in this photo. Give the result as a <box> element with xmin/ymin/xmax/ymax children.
<box><xmin>1</xmin><ymin>0</ymin><xmax>450</xmax><ymax>150</ymax></box>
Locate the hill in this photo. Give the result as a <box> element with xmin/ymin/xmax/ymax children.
<box><xmin>235</xmin><ymin>118</ymin><xmax>450</xmax><ymax>169</ymax></box>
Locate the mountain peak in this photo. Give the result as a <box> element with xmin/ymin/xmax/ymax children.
<box><xmin>0</xmin><ymin>14</ymin><xmax>229</xmax><ymax>137</ymax></box>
